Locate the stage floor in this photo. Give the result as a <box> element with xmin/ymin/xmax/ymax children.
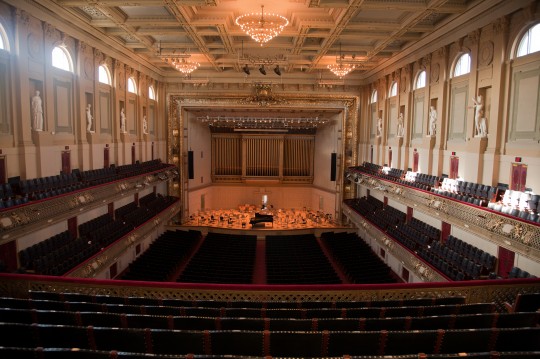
<box><xmin>177</xmin><ymin>207</ymin><xmax>353</xmax><ymax>234</ymax></box>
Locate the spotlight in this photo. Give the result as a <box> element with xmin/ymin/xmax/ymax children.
<box><xmin>259</xmin><ymin>65</ymin><xmax>266</xmax><ymax>75</ymax></box>
<box><xmin>242</xmin><ymin>64</ymin><xmax>250</xmax><ymax>75</ymax></box>
<box><xmin>274</xmin><ymin>65</ymin><xmax>281</xmax><ymax>76</ymax></box>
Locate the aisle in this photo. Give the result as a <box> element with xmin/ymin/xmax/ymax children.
<box><xmin>252</xmin><ymin>239</ymin><xmax>267</xmax><ymax>284</ymax></box>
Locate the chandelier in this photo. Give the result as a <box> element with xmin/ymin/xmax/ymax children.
<box><xmin>170</xmin><ymin>57</ymin><xmax>199</xmax><ymax>74</ymax></box>
<box><xmin>327</xmin><ymin>43</ymin><xmax>355</xmax><ymax>78</ymax></box>
<box><xmin>235</xmin><ymin>5</ymin><xmax>289</xmax><ymax>46</ymax></box>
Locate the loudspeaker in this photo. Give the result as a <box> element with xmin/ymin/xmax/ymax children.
<box><xmin>188</xmin><ymin>150</ymin><xmax>194</xmax><ymax>179</ymax></box>
<box><xmin>330</xmin><ymin>153</ymin><xmax>337</xmax><ymax>181</ymax></box>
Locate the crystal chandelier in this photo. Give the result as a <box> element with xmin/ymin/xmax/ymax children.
<box><xmin>235</xmin><ymin>5</ymin><xmax>289</xmax><ymax>46</ymax></box>
<box><xmin>327</xmin><ymin>42</ymin><xmax>355</xmax><ymax>78</ymax></box>
<box><xmin>170</xmin><ymin>57</ymin><xmax>199</xmax><ymax>74</ymax></box>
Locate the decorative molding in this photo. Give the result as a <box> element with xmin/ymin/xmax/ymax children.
<box><xmin>493</xmin><ymin>16</ymin><xmax>510</xmax><ymax>36</ymax></box>
<box><xmin>479</xmin><ymin>41</ymin><xmax>494</xmax><ymax>66</ymax></box>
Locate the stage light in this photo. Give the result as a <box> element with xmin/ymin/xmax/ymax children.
<box><xmin>274</xmin><ymin>65</ymin><xmax>281</xmax><ymax>76</ymax></box>
<box><xmin>259</xmin><ymin>65</ymin><xmax>266</xmax><ymax>75</ymax></box>
<box><xmin>243</xmin><ymin>64</ymin><xmax>250</xmax><ymax>75</ymax></box>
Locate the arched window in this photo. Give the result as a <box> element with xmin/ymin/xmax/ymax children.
<box><xmin>389</xmin><ymin>82</ymin><xmax>397</xmax><ymax>97</ymax></box>
<box><xmin>127</xmin><ymin>77</ymin><xmax>137</xmax><ymax>94</ymax></box>
<box><xmin>148</xmin><ymin>86</ymin><xmax>156</xmax><ymax>100</ymax></box>
<box><xmin>370</xmin><ymin>90</ymin><xmax>377</xmax><ymax>104</ymax></box>
<box><xmin>517</xmin><ymin>23</ymin><xmax>540</xmax><ymax>57</ymax></box>
<box><xmin>52</xmin><ymin>46</ymin><xmax>73</xmax><ymax>72</ymax></box>
<box><xmin>415</xmin><ymin>71</ymin><xmax>426</xmax><ymax>89</ymax></box>
<box><xmin>453</xmin><ymin>53</ymin><xmax>471</xmax><ymax>77</ymax></box>
<box><xmin>0</xmin><ymin>23</ymin><xmax>8</xmax><ymax>51</ymax></box>
<box><xmin>98</xmin><ymin>65</ymin><xmax>111</xmax><ymax>85</ymax></box>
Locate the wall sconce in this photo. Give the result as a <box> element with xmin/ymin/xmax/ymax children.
<box><xmin>172</xmin><ymin>129</ymin><xmax>179</xmax><ymax>137</ymax></box>
<box><xmin>172</xmin><ymin>155</ymin><xmax>179</xmax><ymax>163</ymax></box>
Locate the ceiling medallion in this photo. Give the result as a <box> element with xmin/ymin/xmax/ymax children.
<box><xmin>239</xmin><ymin>83</ymin><xmax>288</xmax><ymax>106</ymax></box>
<box><xmin>235</xmin><ymin>5</ymin><xmax>289</xmax><ymax>46</ymax></box>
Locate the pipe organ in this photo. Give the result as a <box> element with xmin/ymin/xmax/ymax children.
<box><xmin>212</xmin><ymin>134</ymin><xmax>314</xmax><ymax>183</ymax></box>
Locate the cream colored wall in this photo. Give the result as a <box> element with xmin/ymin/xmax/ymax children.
<box><xmin>0</xmin><ymin>3</ymin><xmax>166</xmax><ymax>182</ymax></box>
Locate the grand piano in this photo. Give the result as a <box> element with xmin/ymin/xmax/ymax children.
<box><xmin>249</xmin><ymin>213</ymin><xmax>273</xmax><ymax>227</ymax></box>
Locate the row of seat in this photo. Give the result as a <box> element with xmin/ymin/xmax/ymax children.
<box><xmin>0</xmin><ymin>297</ymin><xmax>498</xmax><ymax>318</ymax></box>
<box><xmin>1</xmin><ymin>347</ymin><xmax>539</xmax><ymax>359</ymax></box>
<box><xmin>27</xmin><ymin>290</ymin><xmax>468</xmax><ymax>309</ymax></box>
<box><xmin>1</xmin><ymin>307</ymin><xmax>538</xmax><ymax>332</ymax></box>
<box><xmin>1</xmin><ymin>322</ymin><xmax>538</xmax><ymax>357</ymax></box>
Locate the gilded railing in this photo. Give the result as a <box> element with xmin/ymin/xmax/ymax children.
<box><xmin>0</xmin><ymin>273</ymin><xmax>538</xmax><ymax>312</ymax></box>
<box><xmin>0</xmin><ymin>165</ymin><xmax>178</xmax><ymax>246</ymax></box>
<box><xmin>348</xmin><ymin>170</ymin><xmax>540</xmax><ymax>262</ymax></box>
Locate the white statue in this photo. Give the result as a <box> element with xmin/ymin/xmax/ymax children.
<box><xmin>376</xmin><ymin>117</ymin><xmax>383</xmax><ymax>137</ymax></box>
<box><xmin>428</xmin><ymin>105</ymin><xmax>437</xmax><ymax>136</ymax></box>
<box><xmin>470</xmin><ymin>95</ymin><xmax>487</xmax><ymax>137</ymax></box>
<box><xmin>86</xmin><ymin>104</ymin><xmax>94</xmax><ymax>132</ymax></box>
<box><xmin>31</xmin><ymin>90</ymin><xmax>43</xmax><ymax>131</ymax></box>
<box><xmin>396</xmin><ymin>113</ymin><xmax>404</xmax><ymax>137</ymax></box>
<box><xmin>143</xmin><ymin>115</ymin><xmax>148</xmax><ymax>134</ymax></box>
<box><xmin>120</xmin><ymin>107</ymin><xmax>126</xmax><ymax>133</ymax></box>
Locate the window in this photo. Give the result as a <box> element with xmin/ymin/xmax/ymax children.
<box><xmin>415</xmin><ymin>71</ymin><xmax>426</xmax><ymax>89</ymax></box>
<box><xmin>149</xmin><ymin>86</ymin><xmax>156</xmax><ymax>100</ymax></box>
<box><xmin>389</xmin><ymin>82</ymin><xmax>397</xmax><ymax>97</ymax></box>
<box><xmin>98</xmin><ymin>65</ymin><xmax>111</xmax><ymax>85</ymax></box>
<box><xmin>52</xmin><ymin>46</ymin><xmax>73</xmax><ymax>72</ymax></box>
<box><xmin>370</xmin><ymin>90</ymin><xmax>377</xmax><ymax>104</ymax></box>
<box><xmin>453</xmin><ymin>53</ymin><xmax>471</xmax><ymax>77</ymax></box>
<box><xmin>127</xmin><ymin>78</ymin><xmax>137</xmax><ymax>94</ymax></box>
<box><xmin>0</xmin><ymin>23</ymin><xmax>7</xmax><ymax>51</ymax></box>
<box><xmin>517</xmin><ymin>23</ymin><xmax>540</xmax><ymax>57</ymax></box>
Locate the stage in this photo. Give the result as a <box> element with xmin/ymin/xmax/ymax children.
<box><xmin>175</xmin><ymin>206</ymin><xmax>354</xmax><ymax>237</ymax></box>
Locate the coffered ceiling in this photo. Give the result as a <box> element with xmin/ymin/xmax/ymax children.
<box><xmin>44</xmin><ymin>0</ymin><xmax>483</xmax><ymax>84</ymax></box>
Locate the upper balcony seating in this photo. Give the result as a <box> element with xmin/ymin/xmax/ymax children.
<box><xmin>16</xmin><ymin>196</ymin><xmax>179</xmax><ymax>276</ymax></box>
<box><xmin>350</xmin><ymin>162</ymin><xmax>540</xmax><ymax>225</ymax></box>
<box><xmin>0</xmin><ymin>289</ymin><xmax>539</xmax><ymax>358</ymax></box>
<box><xmin>1</xmin><ymin>159</ymin><xmax>171</xmax><ymax>210</ymax></box>
<box><xmin>345</xmin><ymin>197</ymin><xmax>497</xmax><ymax>281</ymax></box>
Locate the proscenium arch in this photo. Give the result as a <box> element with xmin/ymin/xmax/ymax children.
<box><xmin>167</xmin><ymin>92</ymin><xmax>359</xmax><ymax>222</ymax></box>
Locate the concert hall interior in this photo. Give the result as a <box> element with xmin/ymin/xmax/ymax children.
<box><xmin>0</xmin><ymin>0</ymin><xmax>539</xmax><ymax>357</ymax></box>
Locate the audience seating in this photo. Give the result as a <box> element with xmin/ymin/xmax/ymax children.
<box><xmin>350</xmin><ymin>162</ymin><xmax>540</xmax><ymax>224</ymax></box>
<box><xmin>0</xmin><ymin>289</ymin><xmax>538</xmax><ymax>357</ymax></box>
<box><xmin>345</xmin><ymin>196</ymin><xmax>500</xmax><ymax>281</ymax></box>
<box><xmin>0</xmin><ymin>159</ymin><xmax>172</xmax><ymax>210</ymax></box>
<box><xmin>177</xmin><ymin>232</ymin><xmax>256</xmax><ymax>284</ymax></box>
<box><xmin>265</xmin><ymin>234</ymin><xmax>341</xmax><ymax>284</ymax></box>
<box><xmin>321</xmin><ymin>231</ymin><xmax>398</xmax><ymax>283</ymax></box>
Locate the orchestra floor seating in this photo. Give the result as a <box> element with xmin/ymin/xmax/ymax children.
<box><xmin>0</xmin><ymin>289</ymin><xmax>539</xmax><ymax>358</ymax></box>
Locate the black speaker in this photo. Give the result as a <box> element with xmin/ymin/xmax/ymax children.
<box><xmin>330</xmin><ymin>153</ymin><xmax>337</xmax><ymax>181</ymax></box>
<box><xmin>188</xmin><ymin>150</ymin><xmax>194</xmax><ymax>179</ymax></box>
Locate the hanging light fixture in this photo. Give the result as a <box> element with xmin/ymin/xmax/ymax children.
<box><xmin>235</xmin><ymin>5</ymin><xmax>289</xmax><ymax>46</ymax></box>
<box><xmin>170</xmin><ymin>57</ymin><xmax>199</xmax><ymax>74</ymax></box>
<box><xmin>327</xmin><ymin>42</ymin><xmax>355</xmax><ymax>78</ymax></box>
